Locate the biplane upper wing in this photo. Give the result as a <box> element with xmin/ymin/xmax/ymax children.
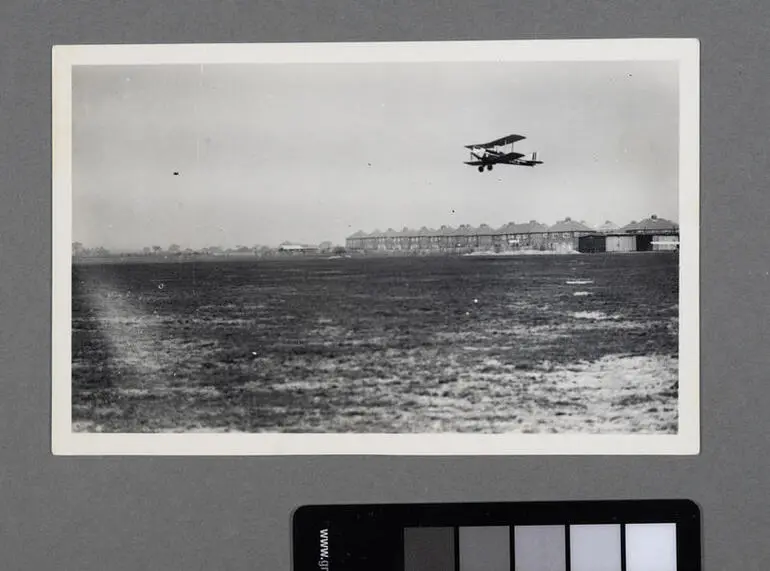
<box><xmin>464</xmin><ymin>134</ymin><xmax>526</xmax><ymax>149</ymax></box>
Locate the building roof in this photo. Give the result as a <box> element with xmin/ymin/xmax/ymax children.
<box><xmin>548</xmin><ymin>217</ymin><xmax>595</xmax><ymax>232</ymax></box>
<box><xmin>519</xmin><ymin>220</ymin><xmax>550</xmax><ymax>233</ymax></box>
<box><xmin>454</xmin><ymin>224</ymin><xmax>476</xmax><ymax>236</ymax></box>
<box><xmin>496</xmin><ymin>222</ymin><xmax>517</xmax><ymax>234</ymax></box>
<box><xmin>597</xmin><ymin>220</ymin><xmax>619</xmax><ymax>232</ymax></box>
<box><xmin>349</xmin><ymin>215</ymin><xmax>676</xmax><ymax>240</ymax></box>
<box><xmin>496</xmin><ymin>220</ymin><xmax>550</xmax><ymax>234</ymax></box>
<box><xmin>619</xmin><ymin>214</ymin><xmax>678</xmax><ymax>233</ymax></box>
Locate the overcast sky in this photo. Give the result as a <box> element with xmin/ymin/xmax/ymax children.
<box><xmin>72</xmin><ymin>60</ymin><xmax>679</xmax><ymax>250</ymax></box>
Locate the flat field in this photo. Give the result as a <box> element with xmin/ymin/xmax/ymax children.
<box><xmin>70</xmin><ymin>253</ymin><xmax>679</xmax><ymax>433</ymax></box>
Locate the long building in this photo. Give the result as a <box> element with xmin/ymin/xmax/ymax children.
<box><xmin>345</xmin><ymin>215</ymin><xmax>678</xmax><ymax>254</ymax></box>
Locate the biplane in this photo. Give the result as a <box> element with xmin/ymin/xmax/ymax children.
<box><xmin>464</xmin><ymin>134</ymin><xmax>543</xmax><ymax>172</ymax></box>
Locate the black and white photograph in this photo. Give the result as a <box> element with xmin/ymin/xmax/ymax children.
<box><xmin>51</xmin><ymin>40</ymin><xmax>699</xmax><ymax>455</ymax></box>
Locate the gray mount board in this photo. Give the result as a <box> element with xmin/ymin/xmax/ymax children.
<box><xmin>1</xmin><ymin>1</ymin><xmax>768</xmax><ymax>571</ymax></box>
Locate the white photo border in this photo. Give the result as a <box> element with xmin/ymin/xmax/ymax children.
<box><xmin>52</xmin><ymin>39</ymin><xmax>700</xmax><ymax>455</ymax></box>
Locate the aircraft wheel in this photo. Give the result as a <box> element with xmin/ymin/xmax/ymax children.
<box><xmin>478</xmin><ymin>166</ymin><xmax>484</xmax><ymax>173</ymax></box>
<box><xmin>487</xmin><ymin>165</ymin><xmax>493</xmax><ymax>171</ymax></box>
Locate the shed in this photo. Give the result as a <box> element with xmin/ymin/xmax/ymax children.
<box><xmin>606</xmin><ymin>234</ymin><xmax>637</xmax><ymax>252</ymax></box>
<box><xmin>578</xmin><ymin>234</ymin><xmax>607</xmax><ymax>253</ymax></box>
<box><xmin>652</xmin><ymin>235</ymin><xmax>680</xmax><ymax>251</ymax></box>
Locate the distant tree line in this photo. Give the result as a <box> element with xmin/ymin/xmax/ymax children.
<box><xmin>72</xmin><ymin>242</ymin><xmax>111</xmax><ymax>257</ymax></box>
<box><xmin>72</xmin><ymin>241</ymin><xmax>346</xmax><ymax>259</ymax></box>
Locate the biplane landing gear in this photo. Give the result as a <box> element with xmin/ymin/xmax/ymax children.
<box><xmin>478</xmin><ymin>166</ymin><xmax>484</xmax><ymax>172</ymax></box>
<box><xmin>487</xmin><ymin>165</ymin><xmax>493</xmax><ymax>171</ymax></box>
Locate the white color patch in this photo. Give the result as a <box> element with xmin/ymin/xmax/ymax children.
<box><xmin>625</xmin><ymin>523</ymin><xmax>678</xmax><ymax>571</ymax></box>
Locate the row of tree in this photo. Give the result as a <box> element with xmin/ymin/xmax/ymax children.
<box><xmin>72</xmin><ymin>242</ymin><xmax>344</xmax><ymax>258</ymax></box>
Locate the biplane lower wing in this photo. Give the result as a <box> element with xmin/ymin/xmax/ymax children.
<box><xmin>465</xmin><ymin>152</ymin><xmax>524</xmax><ymax>166</ymax></box>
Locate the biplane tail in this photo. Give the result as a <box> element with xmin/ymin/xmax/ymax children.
<box><xmin>525</xmin><ymin>151</ymin><xmax>543</xmax><ymax>166</ymax></box>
